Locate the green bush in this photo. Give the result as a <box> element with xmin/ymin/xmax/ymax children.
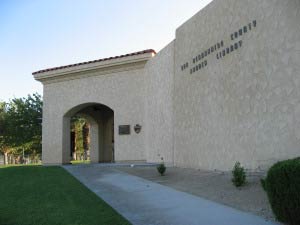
<box><xmin>157</xmin><ymin>163</ymin><xmax>166</xmax><ymax>176</ymax></box>
<box><xmin>264</xmin><ymin>157</ymin><xmax>300</xmax><ymax>225</ymax></box>
<box><xmin>231</xmin><ymin>161</ymin><xmax>246</xmax><ymax>187</ymax></box>
<box><xmin>260</xmin><ymin>178</ymin><xmax>266</xmax><ymax>191</ymax></box>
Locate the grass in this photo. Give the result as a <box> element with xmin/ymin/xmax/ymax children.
<box><xmin>0</xmin><ymin>163</ymin><xmax>41</xmax><ymax>168</ymax></box>
<box><xmin>71</xmin><ymin>160</ymin><xmax>91</xmax><ymax>164</ymax></box>
<box><xmin>0</xmin><ymin>165</ymin><xmax>131</xmax><ymax>225</ymax></box>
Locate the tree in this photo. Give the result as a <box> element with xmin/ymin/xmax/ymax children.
<box><xmin>82</xmin><ymin>122</ymin><xmax>90</xmax><ymax>160</ymax></box>
<box><xmin>0</xmin><ymin>102</ymin><xmax>11</xmax><ymax>164</ymax></box>
<box><xmin>0</xmin><ymin>102</ymin><xmax>6</xmax><ymax>138</ymax></box>
<box><xmin>0</xmin><ymin>93</ymin><xmax>42</xmax><ymax>164</ymax></box>
<box><xmin>71</xmin><ymin>117</ymin><xmax>90</xmax><ymax>161</ymax></box>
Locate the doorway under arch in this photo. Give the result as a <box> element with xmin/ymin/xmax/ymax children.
<box><xmin>62</xmin><ymin>103</ymin><xmax>114</xmax><ymax>164</ymax></box>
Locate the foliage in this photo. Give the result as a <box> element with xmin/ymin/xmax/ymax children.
<box><xmin>260</xmin><ymin>178</ymin><xmax>266</xmax><ymax>191</ymax></box>
<box><xmin>0</xmin><ymin>102</ymin><xmax>8</xmax><ymax>146</ymax></box>
<box><xmin>231</xmin><ymin>161</ymin><xmax>246</xmax><ymax>187</ymax></box>
<box><xmin>157</xmin><ymin>163</ymin><xmax>166</xmax><ymax>176</ymax></box>
<box><xmin>0</xmin><ymin>102</ymin><xmax>6</xmax><ymax>135</ymax></box>
<box><xmin>0</xmin><ymin>166</ymin><xmax>131</xmax><ymax>225</ymax></box>
<box><xmin>0</xmin><ymin>93</ymin><xmax>42</xmax><ymax>163</ymax></box>
<box><xmin>71</xmin><ymin>117</ymin><xmax>85</xmax><ymax>153</ymax></box>
<box><xmin>71</xmin><ymin>117</ymin><xmax>90</xmax><ymax>160</ymax></box>
<box><xmin>156</xmin><ymin>155</ymin><xmax>166</xmax><ymax>176</ymax></box>
<box><xmin>263</xmin><ymin>157</ymin><xmax>300</xmax><ymax>225</ymax></box>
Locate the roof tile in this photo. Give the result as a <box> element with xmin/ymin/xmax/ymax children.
<box><xmin>32</xmin><ymin>49</ymin><xmax>156</xmax><ymax>75</ymax></box>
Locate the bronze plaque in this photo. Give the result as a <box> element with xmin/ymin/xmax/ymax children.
<box><xmin>134</xmin><ymin>124</ymin><xmax>142</xmax><ymax>134</ymax></box>
<box><xmin>119</xmin><ymin>125</ymin><xmax>130</xmax><ymax>135</ymax></box>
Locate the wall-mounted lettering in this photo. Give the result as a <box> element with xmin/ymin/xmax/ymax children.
<box><xmin>190</xmin><ymin>60</ymin><xmax>207</xmax><ymax>74</ymax></box>
<box><xmin>216</xmin><ymin>40</ymin><xmax>242</xmax><ymax>59</ymax></box>
<box><xmin>182</xmin><ymin>19</ymin><xmax>257</xmax><ymax>74</ymax></box>
<box><xmin>231</xmin><ymin>20</ymin><xmax>256</xmax><ymax>41</ymax></box>
<box><xmin>181</xmin><ymin>62</ymin><xmax>189</xmax><ymax>71</ymax></box>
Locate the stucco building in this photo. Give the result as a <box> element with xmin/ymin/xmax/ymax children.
<box><xmin>33</xmin><ymin>0</ymin><xmax>300</xmax><ymax>170</ymax></box>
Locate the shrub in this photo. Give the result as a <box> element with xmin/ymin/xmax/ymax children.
<box><xmin>260</xmin><ymin>178</ymin><xmax>266</xmax><ymax>191</ymax></box>
<box><xmin>264</xmin><ymin>157</ymin><xmax>300</xmax><ymax>225</ymax></box>
<box><xmin>231</xmin><ymin>161</ymin><xmax>246</xmax><ymax>187</ymax></box>
<box><xmin>157</xmin><ymin>163</ymin><xmax>166</xmax><ymax>176</ymax></box>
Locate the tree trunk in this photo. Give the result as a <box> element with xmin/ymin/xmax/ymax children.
<box><xmin>4</xmin><ymin>152</ymin><xmax>8</xmax><ymax>165</ymax></box>
<box><xmin>16</xmin><ymin>155</ymin><xmax>21</xmax><ymax>164</ymax></box>
<box><xmin>82</xmin><ymin>122</ymin><xmax>89</xmax><ymax>160</ymax></box>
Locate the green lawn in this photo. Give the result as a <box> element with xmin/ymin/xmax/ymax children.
<box><xmin>0</xmin><ymin>165</ymin><xmax>131</xmax><ymax>225</ymax></box>
<box><xmin>71</xmin><ymin>160</ymin><xmax>91</xmax><ymax>164</ymax></box>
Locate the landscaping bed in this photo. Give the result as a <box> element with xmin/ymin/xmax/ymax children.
<box><xmin>117</xmin><ymin>166</ymin><xmax>276</xmax><ymax>222</ymax></box>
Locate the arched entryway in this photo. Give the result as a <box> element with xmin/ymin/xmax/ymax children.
<box><xmin>62</xmin><ymin>103</ymin><xmax>114</xmax><ymax>164</ymax></box>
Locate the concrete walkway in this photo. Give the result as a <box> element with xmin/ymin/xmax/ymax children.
<box><xmin>63</xmin><ymin>164</ymin><xmax>279</xmax><ymax>225</ymax></box>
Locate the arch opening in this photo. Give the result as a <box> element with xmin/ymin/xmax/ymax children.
<box><xmin>62</xmin><ymin>103</ymin><xmax>114</xmax><ymax>164</ymax></box>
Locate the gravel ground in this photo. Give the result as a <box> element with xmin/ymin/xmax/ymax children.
<box><xmin>116</xmin><ymin>166</ymin><xmax>278</xmax><ymax>223</ymax></box>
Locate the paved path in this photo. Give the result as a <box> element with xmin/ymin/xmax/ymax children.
<box><xmin>63</xmin><ymin>164</ymin><xmax>279</xmax><ymax>225</ymax></box>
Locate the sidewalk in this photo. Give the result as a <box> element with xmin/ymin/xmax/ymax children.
<box><xmin>63</xmin><ymin>164</ymin><xmax>279</xmax><ymax>225</ymax></box>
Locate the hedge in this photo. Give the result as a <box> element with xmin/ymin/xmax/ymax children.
<box><xmin>264</xmin><ymin>157</ymin><xmax>300</xmax><ymax>225</ymax></box>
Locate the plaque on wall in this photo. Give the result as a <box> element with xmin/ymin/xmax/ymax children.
<box><xmin>118</xmin><ymin>125</ymin><xmax>130</xmax><ymax>135</ymax></box>
<box><xmin>134</xmin><ymin>124</ymin><xmax>142</xmax><ymax>134</ymax></box>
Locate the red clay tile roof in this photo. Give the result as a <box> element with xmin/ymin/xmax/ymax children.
<box><xmin>32</xmin><ymin>49</ymin><xmax>156</xmax><ymax>75</ymax></box>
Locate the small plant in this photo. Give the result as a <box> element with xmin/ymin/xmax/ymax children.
<box><xmin>157</xmin><ymin>163</ymin><xmax>166</xmax><ymax>176</ymax></box>
<box><xmin>156</xmin><ymin>155</ymin><xmax>166</xmax><ymax>176</ymax></box>
<box><xmin>231</xmin><ymin>161</ymin><xmax>246</xmax><ymax>187</ymax></box>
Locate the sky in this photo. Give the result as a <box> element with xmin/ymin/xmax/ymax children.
<box><xmin>0</xmin><ymin>0</ymin><xmax>212</xmax><ymax>101</ymax></box>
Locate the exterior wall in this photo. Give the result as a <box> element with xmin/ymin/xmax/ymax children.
<box><xmin>42</xmin><ymin>68</ymin><xmax>146</xmax><ymax>164</ymax></box>
<box><xmin>173</xmin><ymin>0</ymin><xmax>300</xmax><ymax>170</ymax></box>
<box><xmin>144</xmin><ymin>41</ymin><xmax>175</xmax><ymax>165</ymax></box>
<box><xmin>38</xmin><ymin>0</ymin><xmax>300</xmax><ymax>170</ymax></box>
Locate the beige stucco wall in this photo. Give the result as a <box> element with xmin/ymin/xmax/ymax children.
<box><xmin>36</xmin><ymin>0</ymin><xmax>300</xmax><ymax>170</ymax></box>
<box><xmin>173</xmin><ymin>0</ymin><xmax>300</xmax><ymax>170</ymax></box>
<box><xmin>41</xmin><ymin>67</ymin><xmax>147</xmax><ymax>164</ymax></box>
<box><xmin>144</xmin><ymin>41</ymin><xmax>175</xmax><ymax>165</ymax></box>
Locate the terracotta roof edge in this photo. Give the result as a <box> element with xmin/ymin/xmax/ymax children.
<box><xmin>32</xmin><ymin>49</ymin><xmax>156</xmax><ymax>75</ymax></box>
